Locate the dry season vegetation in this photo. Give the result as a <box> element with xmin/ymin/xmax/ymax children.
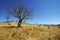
<box><xmin>0</xmin><ymin>22</ymin><xmax>60</xmax><ymax>40</ymax></box>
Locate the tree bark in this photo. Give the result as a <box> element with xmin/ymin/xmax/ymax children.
<box><xmin>17</xmin><ymin>19</ymin><xmax>22</xmax><ymax>27</ymax></box>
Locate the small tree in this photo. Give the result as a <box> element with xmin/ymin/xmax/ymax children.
<box><xmin>7</xmin><ymin>3</ymin><xmax>32</xmax><ymax>27</ymax></box>
<box><xmin>6</xmin><ymin>15</ymin><xmax>10</xmax><ymax>25</ymax></box>
<box><xmin>6</xmin><ymin>15</ymin><xmax>10</xmax><ymax>22</ymax></box>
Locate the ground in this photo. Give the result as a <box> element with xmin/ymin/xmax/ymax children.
<box><xmin>0</xmin><ymin>22</ymin><xmax>60</xmax><ymax>40</ymax></box>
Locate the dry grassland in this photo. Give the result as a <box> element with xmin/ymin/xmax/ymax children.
<box><xmin>0</xmin><ymin>22</ymin><xmax>60</xmax><ymax>40</ymax></box>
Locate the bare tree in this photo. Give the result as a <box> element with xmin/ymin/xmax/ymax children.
<box><xmin>6</xmin><ymin>15</ymin><xmax>10</xmax><ymax>22</ymax></box>
<box><xmin>6</xmin><ymin>15</ymin><xmax>11</xmax><ymax>25</ymax></box>
<box><xmin>7</xmin><ymin>3</ymin><xmax>32</xmax><ymax>27</ymax></box>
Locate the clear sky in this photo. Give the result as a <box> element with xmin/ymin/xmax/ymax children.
<box><xmin>0</xmin><ymin>0</ymin><xmax>60</xmax><ymax>24</ymax></box>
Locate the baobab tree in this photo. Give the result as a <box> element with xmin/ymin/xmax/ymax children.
<box><xmin>7</xmin><ymin>3</ymin><xmax>32</xmax><ymax>27</ymax></box>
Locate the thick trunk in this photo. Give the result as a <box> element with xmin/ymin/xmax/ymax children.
<box><xmin>17</xmin><ymin>19</ymin><xmax>22</xmax><ymax>27</ymax></box>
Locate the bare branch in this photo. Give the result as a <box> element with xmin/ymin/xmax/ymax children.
<box><xmin>6</xmin><ymin>3</ymin><xmax>32</xmax><ymax>27</ymax></box>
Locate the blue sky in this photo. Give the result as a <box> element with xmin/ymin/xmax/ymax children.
<box><xmin>0</xmin><ymin>0</ymin><xmax>60</xmax><ymax>24</ymax></box>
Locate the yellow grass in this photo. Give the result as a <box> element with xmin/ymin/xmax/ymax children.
<box><xmin>0</xmin><ymin>22</ymin><xmax>60</xmax><ymax>40</ymax></box>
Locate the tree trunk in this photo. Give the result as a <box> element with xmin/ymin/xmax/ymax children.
<box><xmin>17</xmin><ymin>19</ymin><xmax>22</xmax><ymax>27</ymax></box>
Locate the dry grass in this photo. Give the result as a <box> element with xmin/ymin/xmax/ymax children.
<box><xmin>0</xmin><ymin>22</ymin><xmax>60</xmax><ymax>40</ymax></box>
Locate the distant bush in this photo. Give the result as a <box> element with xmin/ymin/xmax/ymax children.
<box><xmin>57</xmin><ymin>24</ymin><xmax>60</xmax><ymax>28</ymax></box>
<box><xmin>47</xmin><ymin>27</ymin><xmax>51</xmax><ymax>29</ymax></box>
<box><xmin>38</xmin><ymin>24</ymin><xmax>40</xmax><ymax>27</ymax></box>
<box><xmin>35</xmin><ymin>23</ymin><xmax>38</xmax><ymax>25</ymax></box>
<box><xmin>15</xmin><ymin>20</ymin><xmax>18</xmax><ymax>22</ymax></box>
